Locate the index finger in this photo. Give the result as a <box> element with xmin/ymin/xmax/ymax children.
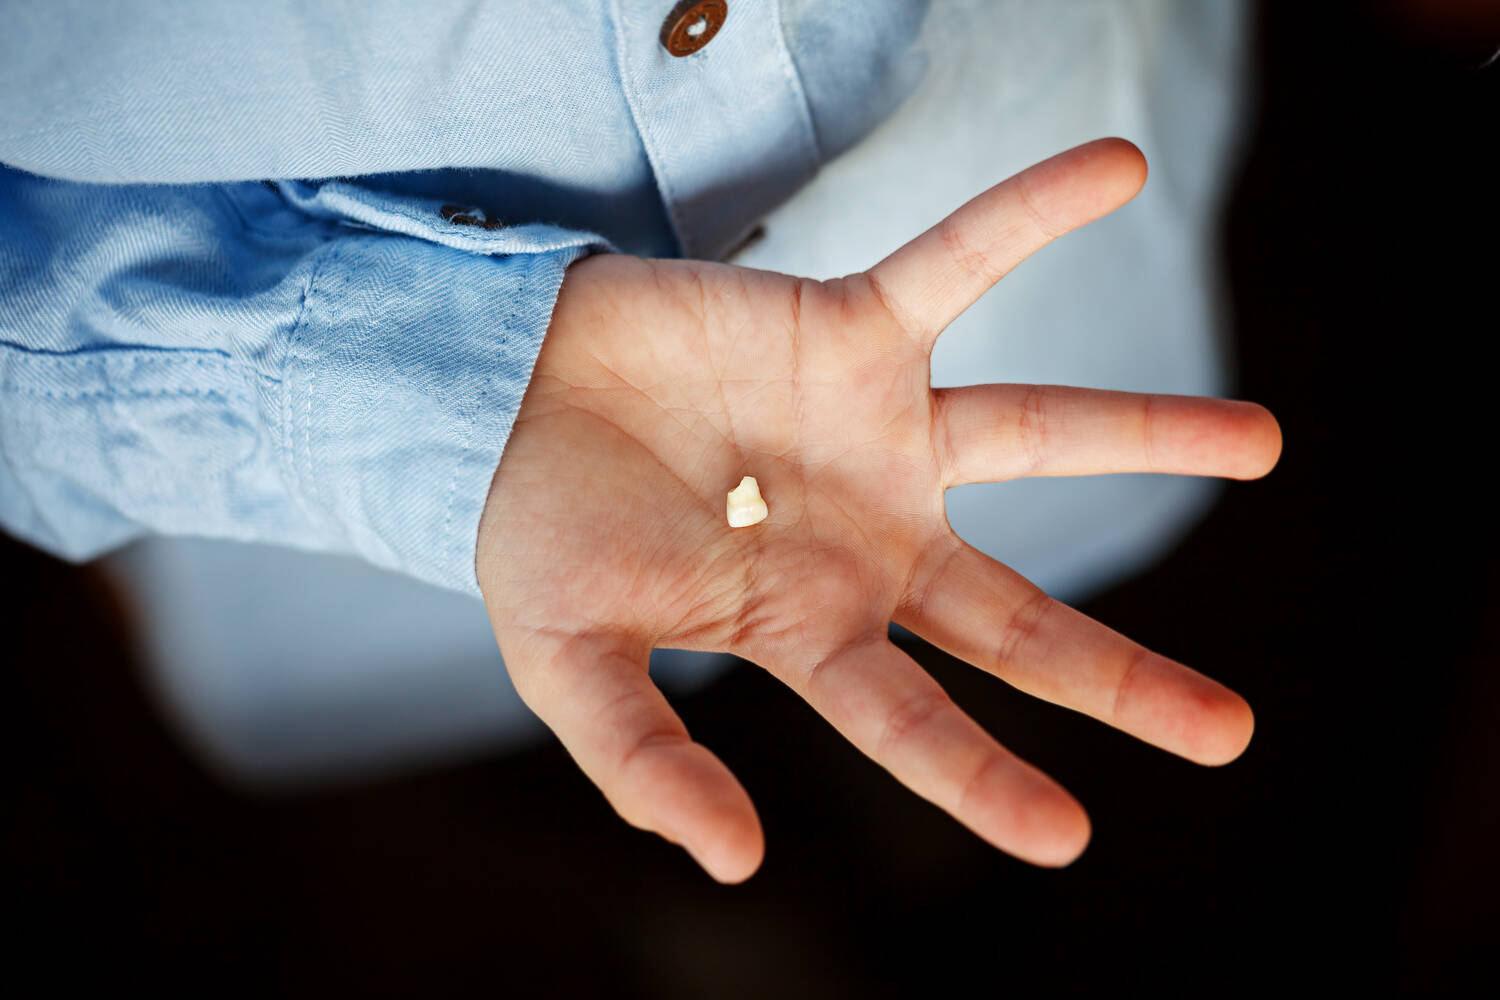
<box><xmin>866</xmin><ymin>138</ymin><xmax>1148</xmax><ymax>340</ymax></box>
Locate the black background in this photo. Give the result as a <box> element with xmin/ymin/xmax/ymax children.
<box><xmin>3</xmin><ymin>4</ymin><xmax>1496</xmax><ymax>994</ymax></box>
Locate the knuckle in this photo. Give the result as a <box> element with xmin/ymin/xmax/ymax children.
<box><xmin>938</xmin><ymin>212</ymin><xmax>999</xmax><ymax>283</ymax></box>
<box><xmin>1013</xmin><ymin>171</ymin><xmax>1064</xmax><ymax>241</ymax></box>
<box><xmin>995</xmin><ymin>588</ymin><xmax>1054</xmax><ymax>674</ymax></box>
<box><xmin>859</xmin><ymin>269</ymin><xmax>924</xmax><ymax>338</ymax></box>
<box><xmin>1015</xmin><ymin>384</ymin><xmax>1049</xmax><ymax>475</ymax></box>
<box><xmin>1141</xmin><ymin>394</ymin><xmax>1159</xmax><ymax>472</ymax></box>
<box><xmin>616</xmin><ymin>728</ymin><xmax>689</xmax><ymax>782</ymax></box>
<box><xmin>955</xmin><ymin>751</ymin><xmax>1006</xmax><ymax>818</ymax></box>
<box><xmin>1111</xmin><ymin>647</ymin><xmax>1153</xmax><ymax>726</ymax></box>
<box><xmin>874</xmin><ymin>689</ymin><xmax>951</xmax><ymax>764</ymax></box>
<box><xmin>901</xmin><ymin>537</ymin><xmax>962</xmax><ymax>622</ymax></box>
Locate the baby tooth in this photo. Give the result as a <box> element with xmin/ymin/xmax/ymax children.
<box><xmin>726</xmin><ymin>476</ymin><xmax>768</xmax><ymax>528</ymax></box>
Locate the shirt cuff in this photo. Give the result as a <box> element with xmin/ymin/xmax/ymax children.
<box><xmin>278</xmin><ymin>205</ymin><xmax>608</xmax><ymax>597</ymax></box>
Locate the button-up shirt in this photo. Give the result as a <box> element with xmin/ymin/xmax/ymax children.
<box><xmin>0</xmin><ymin>0</ymin><xmax>928</xmax><ymax>594</ymax></box>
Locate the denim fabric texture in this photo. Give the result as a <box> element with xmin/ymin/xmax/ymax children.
<box><xmin>0</xmin><ymin>0</ymin><xmax>927</xmax><ymax>595</ymax></box>
<box><xmin>0</xmin><ymin>173</ymin><xmax>607</xmax><ymax>594</ymax></box>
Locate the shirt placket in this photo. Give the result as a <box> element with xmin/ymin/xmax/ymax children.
<box><xmin>611</xmin><ymin>0</ymin><xmax>820</xmax><ymax>261</ymax></box>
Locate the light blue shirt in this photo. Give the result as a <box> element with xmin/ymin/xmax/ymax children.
<box><xmin>0</xmin><ymin>0</ymin><xmax>928</xmax><ymax>595</ymax></box>
<box><xmin>1</xmin><ymin>0</ymin><xmax>1249</xmax><ymax>781</ymax></box>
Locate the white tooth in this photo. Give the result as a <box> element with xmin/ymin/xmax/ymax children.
<box><xmin>726</xmin><ymin>475</ymin><xmax>768</xmax><ymax>528</ymax></box>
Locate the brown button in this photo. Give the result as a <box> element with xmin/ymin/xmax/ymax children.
<box><xmin>660</xmin><ymin>0</ymin><xmax>727</xmax><ymax>57</ymax></box>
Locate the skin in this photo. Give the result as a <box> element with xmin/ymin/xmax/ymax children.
<box><xmin>475</xmin><ymin>139</ymin><xmax>1282</xmax><ymax>883</ymax></box>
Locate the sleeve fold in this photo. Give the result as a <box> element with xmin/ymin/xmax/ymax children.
<box><xmin>0</xmin><ymin>167</ymin><xmax>609</xmax><ymax>595</ymax></box>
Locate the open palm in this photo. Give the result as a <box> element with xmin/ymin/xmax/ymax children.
<box><xmin>476</xmin><ymin>139</ymin><xmax>1281</xmax><ymax>882</ymax></box>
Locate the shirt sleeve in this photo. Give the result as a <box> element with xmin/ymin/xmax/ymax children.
<box><xmin>0</xmin><ymin>166</ymin><xmax>611</xmax><ymax>596</ymax></box>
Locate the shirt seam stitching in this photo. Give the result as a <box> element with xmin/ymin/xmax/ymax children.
<box><xmin>768</xmin><ymin>0</ymin><xmax>824</xmax><ymax>171</ymax></box>
<box><xmin>441</xmin><ymin>256</ymin><xmax>526</xmax><ymax>590</ymax></box>
<box><xmin>4</xmin><ymin>386</ymin><xmax>243</xmax><ymax>401</ymax></box>
<box><xmin>607</xmin><ymin>0</ymin><xmax>692</xmax><ymax>258</ymax></box>
<box><xmin>282</xmin><ymin>239</ymin><xmax>336</xmax><ymax>518</ymax></box>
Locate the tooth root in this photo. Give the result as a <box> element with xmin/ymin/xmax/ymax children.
<box><xmin>726</xmin><ymin>475</ymin><xmax>768</xmax><ymax>528</ymax></box>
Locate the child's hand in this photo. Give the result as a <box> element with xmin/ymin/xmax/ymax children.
<box><xmin>475</xmin><ymin>139</ymin><xmax>1282</xmax><ymax>882</ymax></box>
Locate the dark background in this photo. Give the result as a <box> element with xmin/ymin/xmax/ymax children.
<box><xmin>3</xmin><ymin>4</ymin><xmax>1496</xmax><ymax>994</ymax></box>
